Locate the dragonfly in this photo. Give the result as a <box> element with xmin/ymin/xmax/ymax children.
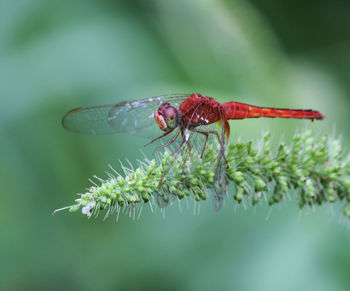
<box><xmin>62</xmin><ymin>93</ymin><xmax>325</xmax><ymax>211</ymax></box>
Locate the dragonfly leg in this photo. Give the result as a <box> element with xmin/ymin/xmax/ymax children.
<box><xmin>152</xmin><ymin>128</ymin><xmax>180</xmax><ymax>154</ymax></box>
<box><xmin>191</xmin><ymin>128</ymin><xmax>229</xmax><ymax>166</ymax></box>
<box><xmin>197</xmin><ymin>132</ymin><xmax>209</xmax><ymax>158</ymax></box>
<box><xmin>158</xmin><ymin>133</ymin><xmax>187</xmax><ymax>189</ymax></box>
<box><xmin>181</xmin><ymin>140</ymin><xmax>192</xmax><ymax>173</ymax></box>
<box><xmin>144</xmin><ymin>129</ymin><xmax>174</xmax><ymax>147</ymax></box>
<box><xmin>173</xmin><ymin>130</ymin><xmax>194</xmax><ymax>173</ymax></box>
<box><xmin>171</xmin><ymin>133</ymin><xmax>187</xmax><ymax>156</ymax></box>
<box><xmin>190</xmin><ymin>129</ymin><xmax>222</xmax><ymax>158</ymax></box>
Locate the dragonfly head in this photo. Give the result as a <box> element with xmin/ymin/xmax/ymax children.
<box><xmin>154</xmin><ymin>103</ymin><xmax>179</xmax><ymax>131</ymax></box>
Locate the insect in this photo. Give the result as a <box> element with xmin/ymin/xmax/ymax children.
<box><xmin>62</xmin><ymin>93</ymin><xmax>325</xmax><ymax>211</ymax></box>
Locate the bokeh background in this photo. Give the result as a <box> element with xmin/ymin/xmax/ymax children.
<box><xmin>1</xmin><ymin>0</ymin><xmax>350</xmax><ymax>290</ymax></box>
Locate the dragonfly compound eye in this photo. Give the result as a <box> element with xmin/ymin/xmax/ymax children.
<box><xmin>156</xmin><ymin>103</ymin><xmax>179</xmax><ymax>130</ymax></box>
<box><xmin>155</xmin><ymin>103</ymin><xmax>179</xmax><ymax>131</ymax></box>
<box><xmin>162</xmin><ymin>104</ymin><xmax>179</xmax><ymax>129</ymax></box>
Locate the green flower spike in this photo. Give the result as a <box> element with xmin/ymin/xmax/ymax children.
<box><xmin>53</xmin><ymin>130</ymin><xmax>350</xmax><ymax>221</ymax></box>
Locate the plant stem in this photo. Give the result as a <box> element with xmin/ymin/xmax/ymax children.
<box><xmin>54</xmin><ymin>130</ymin><xmax>350</xmax><ymax>220</ymax></box>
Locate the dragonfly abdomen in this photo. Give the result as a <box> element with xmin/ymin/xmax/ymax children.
<box><xmin>223</xmin><ymin>102</ymin><xmax>325</xmax><ymax>120</ymax></box>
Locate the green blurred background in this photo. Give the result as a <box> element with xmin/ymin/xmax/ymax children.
<box><xmin>1</xmin><ymin>0</ymin><xmax>350</xmax><ymax>290</ymax></box>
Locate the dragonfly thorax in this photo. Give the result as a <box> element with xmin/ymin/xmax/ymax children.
<box><xmin>154</xmin><ymin>103</ymin><xmax>180</xmax><ymax>131</ymax></box>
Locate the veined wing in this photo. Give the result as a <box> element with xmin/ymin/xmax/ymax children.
<box><xmin>62</xmin><ymin>94</ymin><xmax>190</xmax><ymax>136</ymax></box>
<box><xmin>212</xmin><ymin>146</ymin><xmax>227</xmax><ymax>212</ymax></box>
<box><xmin>211</xmin><ymin>110</ymin><xmax>228</xmax><ymax>212</ymax></box>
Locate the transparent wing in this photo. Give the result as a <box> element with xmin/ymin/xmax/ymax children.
<box><xmin>212</xmin><ymin>146</ymin><xmax>227</xmax><ymax>212</ymax></box>
<box><xmin>62</xmin><ymin>94</ymin><xmax>190</xmax><ymax>136</ymax></box>
<box><xmin>212</xmin><ymin>113</ymin><xmax>228</xmax><ymax>212</ymax></box>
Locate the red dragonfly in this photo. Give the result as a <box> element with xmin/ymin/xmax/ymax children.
<box><xmin>62</xmin><ymin>93</ymin><xmax>325</xmax><ymax>211</ymax></box>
